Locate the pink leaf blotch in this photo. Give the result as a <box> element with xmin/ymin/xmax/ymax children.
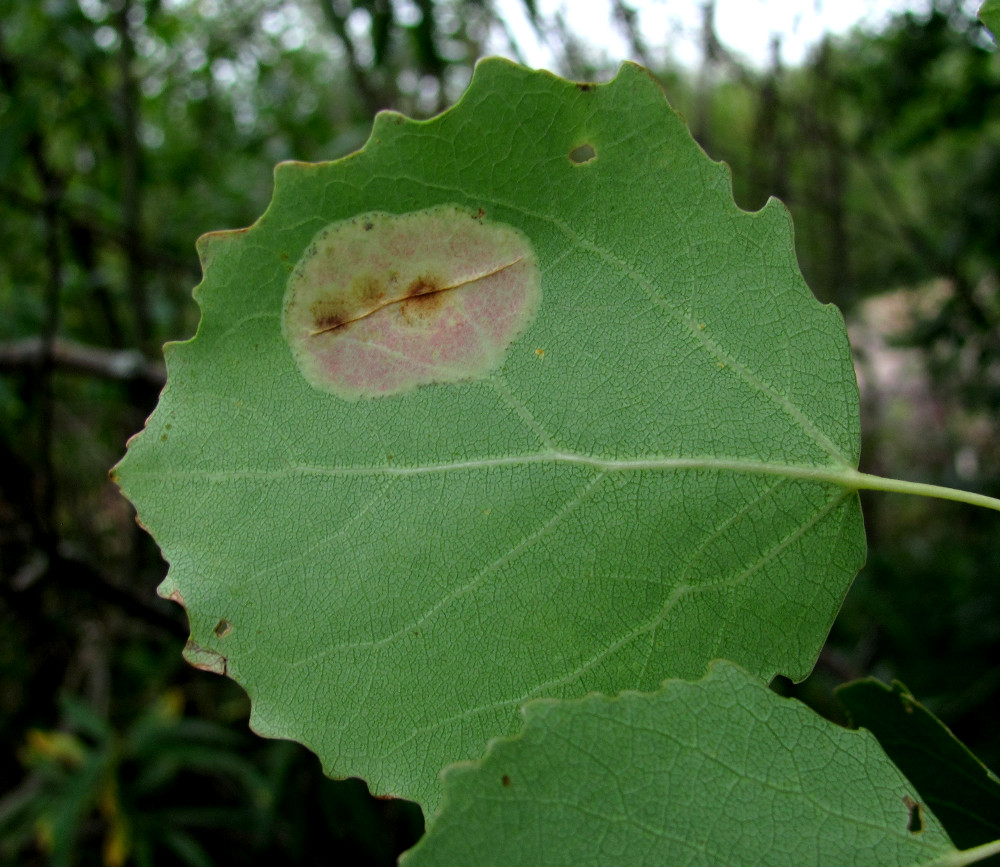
<box><xmin>281</xmin><ymin>205</ymin><xmax>542</xmax><ymax>399</ymax></box>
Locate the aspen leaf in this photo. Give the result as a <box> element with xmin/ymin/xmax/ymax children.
<box><xmin>115</xmin><ymin>60</ymin><xmax>866</xmax><ymax>810</ymax></box>
<box><xmin>838</xmin><ymin>678</ymin><xmax>1000</xmax><ymax>851</ymax></box>
<box><xmin>402</xmin><ymin>663</ymin><xmax>958</xmax><ymax>866</ymax></box>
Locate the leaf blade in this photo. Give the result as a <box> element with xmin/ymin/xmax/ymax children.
<box><xmin>838</xmin><ymin>679</ymin><xmax>1000</xmax><ymax>854</ymax></box>
<box><xmin>401</xmin><ymin>662</ymin><xmax>957</xmax><ymax>866</ymax></box>
<box><xmin>115</xmin><ymin>59</ymin><xmax>866</xmax><ymax>809</ymax></box>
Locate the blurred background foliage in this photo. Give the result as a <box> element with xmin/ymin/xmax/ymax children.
<box><xmin>0</xmin><ymin>0</ymin><xmax>998</xmax><ymax>863</ymax></box>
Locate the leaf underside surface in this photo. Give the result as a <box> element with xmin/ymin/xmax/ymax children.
<box><xmin>402</xmin><ymin>662</ymin><xmax>956</xmax><ymax>866</ymax></box>
<box><xmin>114</xmin><ymin>59</ymin><xmax>865</xmax><ymax>809</ymax></box>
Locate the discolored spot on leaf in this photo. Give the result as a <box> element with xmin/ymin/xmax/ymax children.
<box><xmin>904</xmin><ymin>796</ymin><xmax>924</xmax><ymax>833</ymax></box>
<box><xmin>568</xmin><ymin>143</ymin><xmax>596</xmax><ymax>164</ymax></box>
<box><xmin>282</xmin><ymin>205</ymin><xmax>541</xmax><ymax>399</ymax></box>
<box><xmin>213</xmin><ymin>618</ymin><xmax>232</xmax><ymax>638</ymax></box>
<box><xmin>183</xmin><ymin>640</ymin><xmax>227</xmax><ymax>676</ymax></box>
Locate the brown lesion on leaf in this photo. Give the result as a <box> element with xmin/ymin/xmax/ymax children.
<box><xmin>308</xmin><ymin>258</ymin><xmax>524</xmax><ymax>337</ymax></box>
<box><xmin>309</xmin><ymin>274</ymin><xmax>389</xmax><ymax>332</ymax></box>
<box><xmin>309</xmin><ymin>299</ymin><xmax>348</xmax><ymax>333</ymax></box>
<box><xmin>361</xmin><ymin>273</ymin><xmax>391</xmax><ymax>304</ymax></box>
<box><xmin>183</xmin><ymin>640</ymin><xmax>228</xmax><ymax>676</ymax></box>
<box><xmin>903</xmin><ymin>796</ymin><xmax>924</xmax><ymax>834</ymax></box>
<box><xmin>311</xmin><ymin>311</ymin><xmax>346</xmax><ymax>333</ymax></box>
<box><xmin>399</xmin><ymin>276</ymin><xmax>450</xmax><ymax>324</ymax></box>
<box><xmin>283</xmin><ymin>205</ymin><xmax>542</xmax><ymax>399</ymax></box>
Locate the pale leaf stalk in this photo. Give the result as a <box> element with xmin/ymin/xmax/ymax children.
<box><xmin>844</xmin><ymin>470</ymin><xmax>1000</xmax><ymax>513</ymax></box>
<box><xmin>925</xmin><ymin>838</ymin><xmax>1000</xmax><ymax>867</ymax></box>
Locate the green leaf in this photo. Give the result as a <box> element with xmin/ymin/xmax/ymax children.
<box><xmin>114</xmin><ymin>59</ymin><xmax>867</xmax><ymax>809</ymax></box>
<box><xmin>401</xmin><ymin>662</ymin><xmax>957</xmax><ymax>866</ymax></box>
<box><xmin>838</xmin><ymin>679</ymin><xmax>1000</xmax><ymax>854</ymax></box>
<box><xmin>980</xmin><ymin>1</ymin><xmax>1000</xmax><ymax>41</ymax></box>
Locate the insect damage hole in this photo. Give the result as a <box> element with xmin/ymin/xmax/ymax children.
<box><xmin>903</xmin><ymin>796</ymin><xmax>924</xmax><ymax>834</ymax></box>
<box><xmin>213</xmin><ymin>619</ymin><xmax>232</xmax><ymax>638</ymax></box>
<box><xmin>569</xmin><ymin>143</ymin><xmax>597</xmax><ymax>164</ymax></box>
<box><xmin>282</xmin><ymin>205</ymin><xmax>542</xmax><ymax>399</ymax></box>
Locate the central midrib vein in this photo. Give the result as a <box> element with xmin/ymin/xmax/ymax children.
<box><xmin>162</xmin><ymin>451</ymin><xmax>857</xmax><ymax>484</ymax></box>
<box><xmin>309</xmin><ymin>257</ymin><xmax>524</xmax><ymax>336</ymax></box>
<box><xmin>139</xmin><ymin>451</ymin><xmax>1000</xmax><ymax>510</ymax></box>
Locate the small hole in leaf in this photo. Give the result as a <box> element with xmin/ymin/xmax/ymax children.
<box><xmin>213</xmin><ymin>619</ymin><xmax>232</xmax><ymax>638</ymax></box>
<box><xmin>569</xmin><ymin>143</ymin><xmax>596</xmax><ymax>164</ymax></box>
<box><xmin>501</xmin><ymin>774</ymin><xmax>511</xmax><ymax>787</ymax></box>
<box><xmin>904</xmin><ymin>796</ymin><xmax>923</xmax><ymax>833</ymax></box>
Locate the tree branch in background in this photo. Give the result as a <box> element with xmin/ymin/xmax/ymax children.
<box><xmin>553</xmin><ymin>10</ymin><xmax>588</xmax><ymax>80</ymax></box>
<box><xmin>1</xmin><ymin>543</ymin><xmax>186</xmax><ymax>641</ymax></box>
<box><xmin>855</xmin><ymin>150</ymin><xmax>990</xmax><ymax>330</ymax></box>
<box><xmin>692</xmin><ymin>0</ymin><xmax>718</xmax><ymax>145</ymax></box>
<box><xmin>748</xmin><ymin>35</ymin><xmax>788</xmax><ymax>207</ymax></box>
<box><xmin>611</xmin><ymin>0</ymin><xmax>653</xmax><ymax>69</ymax></box>
<box><xmin>0</xmin><ymin>20</ymin><xmax>66</xmax><ymax>551</ymax></box>
<box><xmin>116</xmin><ymin>0</ymin><xmax>152</xmax><ymax>353</ymax></box>
<box><xmin>317</xmin><ymin>0</ymin><xmax>383</xmax><ymax>116</ymax></box>
<box><xmin>0</xmin><ymin>184</ymin><xmax>200</xmax><ymax>277</ymax></box>
<box><xmin>811</xmin><ymin>40</ymin><xmax>851</xmax><ymax>307</ymax></box>
<box><xmin>485</xmin><ymin>0</ymin><xmax>530</xmax><ymax>67</ymax></box>
<box><xmin>0</xmin><ymin>337</ymin><xmax>166</xmax><ymax>387</ymax></box>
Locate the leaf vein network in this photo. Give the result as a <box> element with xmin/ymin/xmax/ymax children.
<box><xmin>388</xmin><ymin>490</ymin><xmax>851</xmax><ymax>753</ymax></box>
<box><xmin>290</xmin><ymin>469</ymin><xmax>610</xmax><ymax>662</ymax></box>
<box><xmin>386</xmin><ymin>176</ymin><xmax>851</xmax><ymax>466</ymax></box>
